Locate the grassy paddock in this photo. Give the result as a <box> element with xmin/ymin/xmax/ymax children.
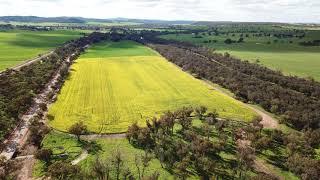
<box><xmin>80</xmin><ymin>138</ymin><xmax>173</xmax><ymax>179</ymax></box>
<box><xmin>48</xmin><ymin>41</ymin><xmax>257</xmax><ymax>133</ymax></box>
<box><xmin>0</xmin><ymin>30</ymin><xmax>82</xmax><ymax>70</ymax></box>
<box><xmin>35</xmin><ymin>119</ymin><xmax>298</xmax><ymax>179</ymax></box>
<box><xmin>160</xmin><ymin>31</ymin><xmax>320</xmax><ymax>80</ymax></box>
<box><xmin>33</xmin><ymin>131</ymin><xmax>173</xmax><ymax>179</ymax></box>
<box><xmin>33</xmin><ymin>131</ymin><xmax>84</xmax><ymax>177</ymax></box>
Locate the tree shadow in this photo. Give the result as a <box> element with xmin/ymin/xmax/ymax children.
<box><xmin>81</xmin><ymin>141</ymin><xmax>102</xmax><ymax>155</ymax></box>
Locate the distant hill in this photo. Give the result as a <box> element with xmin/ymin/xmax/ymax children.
<box><xmin>110</xmin><ymin>18</ymin><xmax>195</xmax><ymax>25</ymax></box>
<box><xmin>0</xmin><ymin>16</ymin><xmax>88</xmax><ymax>23</ymax></box>
<box><xmin>192</xmin><ymin>21</ymin><xmax>291</xmax><ymax>26</ymax></box>
<box><xmin>0</xmin><ymin>16</ymin><xmax>194</xmax><ymax>25</ymax></box>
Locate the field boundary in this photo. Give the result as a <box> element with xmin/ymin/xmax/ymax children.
<box><xmin>0</xmin><ymin>50</ymin><xmax>54</xmax><ymax>74</ymax></box>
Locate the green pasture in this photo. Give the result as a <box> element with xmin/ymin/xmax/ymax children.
<box><xmin>48</xmin><ymin>41</ymin><xmax>257</xmax><ymax>133</ymax></box>
<box><xmin>160</xmin><ymin>30</ymin><xmax>320</xmax><ymax>80</ymax></box>
<box><xmin>0</xmin><ymin>30</ymin><xmax>82</xmax><ymax>70</ymax></box>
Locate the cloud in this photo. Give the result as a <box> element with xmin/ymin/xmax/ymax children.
<box><xmin>0</xmin><ymin>0</ymin><xmax>319</xmax><ymax>23</ymax></box>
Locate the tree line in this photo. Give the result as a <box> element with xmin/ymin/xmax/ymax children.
<box><xmin>138</xmin><ymin>38</ymin><xmax>320</xmax><ymax>131</ymax></box>
<box><xmin>103</xmin><ymin>29</ymin><xmax>320</xmax><ymax>132</ymax></box>
<box><xmin>0</xmin><ymin>32</ymin><xmax>108</xmax><ymax>145</ymax></box>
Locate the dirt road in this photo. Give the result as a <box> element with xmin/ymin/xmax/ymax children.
<box><xmin>0</xmin><ymin>55</ymin><xmax>73</xmax><ymax>160</ymax></box>
<box><xmin>0</xmin><ymin>51</ymin><xmax>54</xmax><ymax>74</ymax></box>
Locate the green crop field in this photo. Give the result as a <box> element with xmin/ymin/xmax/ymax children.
<box><xmin>0</xmin><ymin>30</ymin><xmax>83</xmax><ymax>70</ymax></box>
<box><xmin>48</xmin><ymin>41</ymin><xmax>257</xmax><ymax>133</ymax></box>
<box><xmin>160</xmin><ymin>30</ymin><xmax>320</xmax><ymax>80</ymax></box>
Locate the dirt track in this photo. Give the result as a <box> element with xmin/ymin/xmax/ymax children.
<box><xmin>0</xmin><ymin>51</ymin><xmax>54</xmax><ymax>74</ymax></box>
<box><xmin>211</xmin><ymin>84</ymin><xmax>279</xmax><ymax>129</ymax></box>
<box><xmin>0</xmin><ymin>54</ymin><xmax>73</xmax><ymax>160</ymax></box>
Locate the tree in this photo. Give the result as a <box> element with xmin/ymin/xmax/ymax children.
<box><xmin>35</xmin><ymin>148</ymin><xmax>52</xmax><ymax>163</ymax></box>
<box><xmin>39</xmin><ymin>102</ymin><xmax>47</xmax><ymax>111</ymax></box>
<box><xmin>48</xmin><ymin>161</ymin><xmax>80</xmax><ymax>179</ymax></box>
<box><xmin>194</xmin><ymin>156</ymin><xmax>214</xmax><ymax>179</ymax></box>
<box><xmin>201</xmin><ymin>123</ymin><xmax>213</xmax><ymax>140</ymax></box>
<box><xmin>111</xmin><ymin>149</ymin><xmax>123</xmax><ymax>180</ymax></box>
<box><xmin>137</xmin><ymin>127</ymin><xmax>154</xmax><ymax>150</ymax></box>
<box><xmin>236</xmin><ymin>144</ymin><xmax>255</xmax><ymax>178</ymax></box>
<box><xmin>91</xmin><ymin>156</ymin><xmax>111</xmax><ymax>180</ymax></box>
<box><xmin>286</xmin><ymin>153</ymin><xmax>320</xmax><ymax>179</ymax></box>
<box><xmin>254</xmin><ymin>136</ymin><xmax>272</xmax><ymax>151</ymax></box>
<box><xmin>68</xmin><ymin>121</ymin><xmax>87</xmax><ymax>141</ymax></box>
<box><xmin>159</xmin><ymin>111</ymin><xmax>176</xmax><ymax>134</ymax></box>
<box><xmin>206</xmin><ymin>111</ymin><xmax>218</xmax><ymax>125</ymax></box>
<box><xmin>214</xmin><ymin>120</ymin><xmax>227</xmax><ymax>132</ymax></box>
<box><xmin>176</xmin><ymin>107</ymin><xmax>193</xmax><ymax>131</ymax></box>
<box><xmin>135</xmin><ymin>152</ymin><xmax>152</xmax><ymax>180</ymax></box>
<box><xmin>224</xmin><ymin>38</ymin><xmax>233</xmax><ymax>44</ymax></box>
<box><xmin>126</xmin><ymin>122</ymin><xmax>141</xmax><ymax>144</ymax></box>
<box><xmin>29</xmin><ymin>117</ymin><xmax>50</xmax><ymax>147</ymax></box>
<box><xmin>0</xmin><ymin>156</ymin><xmax>19</xmax><ymax>179</ymax></box>
<box><xmin>174</xmin><ymin>156</ymin><xmax>190</xmax><ymax>180</ymax></box>
<box><xmin>122</xmin><ymin>167</ymin><xmax>134</xmax><ymax>180</ymax></box>
<box><xmin>195</xmin><ymin>106</ymin><xmax>207</xmax><ymax>120</ymax></box>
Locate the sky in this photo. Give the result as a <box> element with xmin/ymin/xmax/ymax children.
<box><xmin>0</xmin><ymin>0</ymin><xmax>319</xmax><ymax>23</ymax></box>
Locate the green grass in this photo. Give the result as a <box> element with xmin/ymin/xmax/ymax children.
<box><xmin>33</xmin><ymin>131</ymin><xmax>173</xmax><ymax>179</ymax></box>
<box><xmin>32</xmin><ymin>160</ymin><xmax>46</xmax><ymax>178</ymax></box>
<box><xmin>0</xmin><ymin>30</ymin><xmax>82</xmax><ymax>70</ymax></box>
<box><xmin>48</xmin><ymin>41</ymin><xmax>257</xmax><ymax>133</ymax></box>
<box><xmin>80</xmin><ymin>138</ymin><xmax>173</xmax><ymax>179</ymax></box>
<box><xmin>35</xmin><ymin>119</ymin><xmax>298</xmax><ymax>179</ymax></box>
<box><xmin>33</xmin><ymin>131</ymin><xmax>84</xmax><ymax>178</ymax></box>
<box><xmin>316</xmin><ymin>148</ymin><xmax>320</xmax><ymax>160</ymax></box>
<box><xmin>160</xmin><ymin>31</ymin><xmax>320</xmax><ymax>80</ymax></box>
<box><xmin>41</xmin><ymin>131</ymin><xmax>83</xmax><ymax>159</ymax></box>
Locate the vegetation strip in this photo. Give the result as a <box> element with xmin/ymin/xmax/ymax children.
<box><xmin>136</xmin><ymin>33</ymin><xmax>320</xmax><ymax>131</ymax></box>
<box><xmin>0</xmin><ymin>32</ymin><xmax>108</xmax><ymax>157</ymax></box>
<box><xmin>160</xmin><ymin>26</ymin><xmax>320</xmax><ymax>81</ymax></box>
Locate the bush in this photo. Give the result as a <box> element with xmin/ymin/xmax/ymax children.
<box><xmin>35</xmin><ymin>149</ymin><xmax>52</xmax><ymax>163</ymax></box>
<box><xmin>48</xmin><ymin>161</ymin><xmax>80</xmax><ymax>179</ymax></box>
<box><xmin>68</xmin><ymin>121</ymin><xmax>88</xmax><ymax>141</ymax></box>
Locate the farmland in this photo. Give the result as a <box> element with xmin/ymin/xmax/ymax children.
<box><xmin>160</xmin><ymin>29</ymin><xmax>320</xmax><ymax>80</ymax></box>
<box><xmin>0</xmin><ymin>30</ymin><xmax>82</xmax><ymax>70</ymax></box>
<box><xmin>48</xmin><ymin>40</ymin><xmax>257</xmax><ymax>133</ymax></box>
<box><xmin>0</xmin><ymin>19</ymin><xmax>319</xmax><ymax>179</ymax></box>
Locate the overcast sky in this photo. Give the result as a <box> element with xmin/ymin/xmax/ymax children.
<box><xmin>0</xmin><ymin>0</ymin><xmax>319</xmax><ymax>23</ymax></box>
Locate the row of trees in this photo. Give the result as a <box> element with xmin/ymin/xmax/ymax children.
<box><xmin>0</xmin><ymin>32</ymin><xmax>108</xmax><ymax>146</ymax></box>
<box><xmin>299</xmin><ymin>40</ymin><xmax>320</xmax><ymax>46</ymax></box>
<box><xmin>224</xmin><ymin>38</ymin><xmax>244</xmax><ymax>44</ymax></box>
<box><xmin>147</xmin><ymin>43</ymin><xmax>320</xmax><ymax>131</ymax></box>
<box><xmin>110</xmin><ymin>29</ymin><xmax>320</xmax><ymax>131</ymax></box>
<box><xmin>191</xmin><ymin>46</ymin><xmax>320</xmax><ymax>99</ymax></box>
